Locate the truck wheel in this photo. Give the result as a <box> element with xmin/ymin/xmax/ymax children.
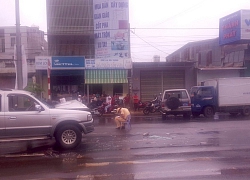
<box><xmin>203</xmin><ymin>106</ymin><xmax>214</xmax><ymax>118</ymax></box>
<box><xmin>241</xmin><ymin>106</ymin><xmax>250</xmax><ymax>116</ymax></box>
<box><xmin>143</xmin><ymin>108</ymin><xmax>150</xmax><ymax>115</ymax></box>
<box><xmin>166</xmin><ymin>97</ymin><xmax>180</xmax><ymax>110</ymax></box>
<box><xmin>55</xmin><ymin>125</ymin><xmax>82</xmax><ymax>149</ymax></box>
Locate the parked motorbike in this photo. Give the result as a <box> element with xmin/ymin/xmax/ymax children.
<box><xmin>138</xmin><ymin>100</ymin><xmax>146</xmax><ymax>110</ymax></box>
<box><xmin>88</xmin><ymin>99</ymin><xmax>103</xmax><ymax>109</ymax></box>
<box><xmin>143</xmin><ymin>100</ymin><xmax>162</xmax><ymax>115</ymax></box>
<box><xmin>91</xmin><ymin>102</ymin><xmax>118</xmax><ymax>116</ymax></box>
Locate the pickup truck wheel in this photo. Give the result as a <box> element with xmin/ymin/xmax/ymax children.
<box><xmin>203</xmin><ymin>106</ymin><xmax>214</xmax><ymax>118</ymax></box>
<box><xmin>55</xmin><ymin>125</ymin><xmax>82</xmax><ymax>149</ymax></box>
<box><xmin>166</xmin><ymin>97</ymin><xmax>180</xmax><ymax>110</ymax></box>
<box><xmin>241</xmin><ymin>106</ymin><xmax>250</xmax><ymax>116</ymax></box>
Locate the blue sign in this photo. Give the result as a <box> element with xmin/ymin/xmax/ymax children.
<box><xmin>51</xmin><ymin>56</ymin><xmax>85</xmax><ymax>69</ymax></box>
<box><xmin>219</xmin><ymin>10</ymin><xmax>241</xmax><ymax>45</ymax></box>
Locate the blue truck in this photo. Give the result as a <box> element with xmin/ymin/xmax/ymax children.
<box><xmin>190</xmin><ymin>77</ymin><xmax>250</xmax><ymax>118</ymax></box>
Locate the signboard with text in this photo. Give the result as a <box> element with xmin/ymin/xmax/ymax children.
<box><xmin>85</xmin><ymin>58</ymin><xmax>132</xmax><ymax>69</ymax></box>
<box><xmin>219</xmin><ymin>10</ymin><xmax>250</xmax><ymax>45</ymax></box>
<box><xmin>93</xmin><ymin>0</ymin><xmax>129</xmax><ymax>59</ymax></box>
<box><xmin>35</xmin><ymin>56</ymin><xmax>51</xmax><ymax>70</ymax></box>
<box><xmin>51</xmin><ymin>56</ymin><xmax>85</xmax><ymax>69</ymax></box>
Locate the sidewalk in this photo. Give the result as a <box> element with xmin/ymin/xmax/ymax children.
<box><xmin>129</xmin><ymin>110</ymin><xmax>161</xmax><ymax>116</ymax></box>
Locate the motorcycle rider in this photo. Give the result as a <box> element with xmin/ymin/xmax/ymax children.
<box><xmin>152</xmin><ymin>93</ymin><xmax>161</xmax><ymax>105</ymax></box>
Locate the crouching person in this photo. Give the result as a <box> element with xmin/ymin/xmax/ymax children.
<box><xmin>114</xmin><ymin>106</ymin><xmax>131</xmax><ymax>129</ymax></box>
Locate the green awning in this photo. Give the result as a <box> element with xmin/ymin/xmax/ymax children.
<box><xmin>85</xmin><ymin>69</ymin><xmax>128</xmax><ymax>84</ymax></box>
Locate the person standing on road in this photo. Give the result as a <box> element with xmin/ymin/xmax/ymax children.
<box><xmin>105</xmin><ymin>95</ymin><xmax>112</xmax><ymax>113</ymax></box>
<box><xmin>133</xmin><ymin>93</ymin><xmax>139</xmax><ymax>111</ymax></box>
<box><xmin>114</xmin><ymin>106</ymin><xmax>131</xmax><ymax>129</ymax></box>
<box><xmin>123</xmin><ymin>94</ymin><xmax>130</xmax><ymax>108</ymax></box>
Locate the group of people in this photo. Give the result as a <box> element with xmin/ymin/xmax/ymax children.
<box><xmin>75</xmin><ymin>92</ymin><xmax>146</xmax><ymax>129</ymax></box>
<box><xmin>122</xmin><ymin>93</ymin><xmax>140</xmax><ymax>111</ymax></box>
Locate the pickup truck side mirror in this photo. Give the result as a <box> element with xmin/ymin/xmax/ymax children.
<box><xmin>35</xmin><ymin>104</ymin><xmax>42</xmax><ymax>112</ymax></box>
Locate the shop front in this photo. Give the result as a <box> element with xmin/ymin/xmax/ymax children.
<box><xmin>35</xmin><ymin>56</ymin><xmax>85</xmax><ymax>101</ymax></box>
<box><xmin>35</xmin><ymin>56</ymin><xmax>132</xmax><ymax>102</ymax></box>
<box><xmin>84</xmin><ymin>59</ymin><xmax>132</xmax><ymax>103</ymax></box>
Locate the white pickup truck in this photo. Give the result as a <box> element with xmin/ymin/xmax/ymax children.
<box><xmin>0</xmin><ymin>89</ymin><xmax>94</xmax><ymax>149</ymax></box>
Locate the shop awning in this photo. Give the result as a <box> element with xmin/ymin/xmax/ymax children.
<box><xmin>85</xmin><ymin>69</ymin><xmax>128</xmax><ymax>84</ymax></box>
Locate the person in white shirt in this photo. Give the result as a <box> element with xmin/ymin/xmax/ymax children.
<box><xmin>105</xmin><ymin>95</ymin><xmax>112</xmax><ymax>113</ymax></box>
<box><xmin>77</xmin><ymin>95</ymin><xmax>82</xmax><ymax>103</ymax></box>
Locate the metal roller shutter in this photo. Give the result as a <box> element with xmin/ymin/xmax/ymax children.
<box><xmin>140</xmin><ymin>70</ymin><xmax>185</xmax><ymax>101</ymax></box>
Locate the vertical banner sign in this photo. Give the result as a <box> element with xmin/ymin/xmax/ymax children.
<box><xmin>93</xmin><ymin>0</ymin><xmax>129</xmax><ymax>59</ymax></box>
<box><xmin>47</xmin><ymin>59</ymin><xmax>51</xmax><ymax>100</ymax></box>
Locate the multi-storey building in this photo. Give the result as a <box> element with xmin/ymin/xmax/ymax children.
<box><xmin>0</xmin><ymin>26</ymin><xmax>47</xmax><ymax>88</ymax></box>
<box><xmin>44</xmin><ymin>0</ymin><xmax>131</xmax><ymax>101</ymax></box>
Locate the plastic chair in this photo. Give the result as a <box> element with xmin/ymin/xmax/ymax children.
<box><xmin>120</xmin><ymin>114</ymin><xmax>131</xmax><ymax>130</ymax></box>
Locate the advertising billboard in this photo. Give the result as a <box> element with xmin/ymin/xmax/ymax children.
<box><xmin>85</xmin><ymin>58</ymin><xmax>132</xmax><ymax>69</ymax></box>
<box><xmin>35</xmin><ymin>56</ymin><xmax>51</xmax><ymax>70</ymax></box>
<box><xmin>51</xmin><ymin>56</ymin><xmax>85</xmax><ymax>69</ymax></box>
<box><xmin>219</xmin><ymin>10</ymin><xmax>250</xmax><ymax>45</ymax></box>
<box><xmin>93</xmin><ymin>0</ymin><xmax>129</xmax><ymax>59</ymax></box>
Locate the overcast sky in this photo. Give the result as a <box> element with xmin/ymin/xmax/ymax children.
<box><xmin>0</xmin><ymin>0</ymin><xmax>250</xmax><ymax>62</ymax></box>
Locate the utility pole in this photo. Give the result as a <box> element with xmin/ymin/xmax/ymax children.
<box><xmin>15</xmin><ymin>0</ymin><xmax>23</xmax><ymax>89</ymax></box>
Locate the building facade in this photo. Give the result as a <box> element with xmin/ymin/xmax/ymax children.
<box><xmin>43</xmin><ymin>0</ymin><xmax>131</xmax><ymax>102</ymax></box>
<box><xmin>166</xmin><ymin>38</ymin><xmax>250</xmax><ymax>85</ymax></box>
<box><xmin>166</xmin><ymin>10</ymin><xmax>250</xmax><ymax>85</ymax></box>
<box><xmin>132</xmin><ymin>61</ymin><xmax>196</xmax><ymax>102</ymax></box>
<box><xmin>0</xmin><ymin>26</ymin><xmax>47</xmax><ymax>88</ymax></box>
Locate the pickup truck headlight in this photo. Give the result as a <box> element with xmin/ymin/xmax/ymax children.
<box><xmin>87</xmin><ymin>114</ymin><xmax>93</xmax><ymax>121</ymax></box>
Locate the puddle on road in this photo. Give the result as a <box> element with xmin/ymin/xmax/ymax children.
<box><xmin>198</xmin><ymin>131</ymin><xmax>220</xmax><ymax>135</ymax></box>
<box><xmin>146</xmin><ymin>135</ymin><xmax>172</xmax><ymax>140</ymax></box>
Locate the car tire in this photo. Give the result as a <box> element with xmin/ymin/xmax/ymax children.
<box><xmin>55</xmin><ymin>125</ymin><xmax>82</xmax><ymax>149</ymax></box>
<box><xmin>166</xmin><ymin>97</ymin><xmax>180</xmax><ymax>110</ymax></box>
<box><xmin>203</xmin><ymin>106</ymin><xmax>214</xmax><ymax>118</ymax></box>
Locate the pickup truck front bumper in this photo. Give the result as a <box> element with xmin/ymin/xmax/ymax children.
<box><xmin>80</xmin><ymin>119</ymin><xmax>94</xmax><ymax>134</ymax></box>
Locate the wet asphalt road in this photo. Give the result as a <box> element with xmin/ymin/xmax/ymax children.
<box><xmin>1</xmin><ymin>113</ymin><xmax>250</xmax><ymax>179</ymax></box>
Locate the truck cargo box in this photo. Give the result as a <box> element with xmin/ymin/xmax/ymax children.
<box><xmin>204</xmin><ymin>77</ymin><xmax>250</xmax><ymax>107</ymax></box>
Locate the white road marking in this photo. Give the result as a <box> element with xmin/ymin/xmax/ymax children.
<box><xmin>79</xmin><ymin>157</ymin><xmax>213</xmax><ymax>167</ymax></box>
